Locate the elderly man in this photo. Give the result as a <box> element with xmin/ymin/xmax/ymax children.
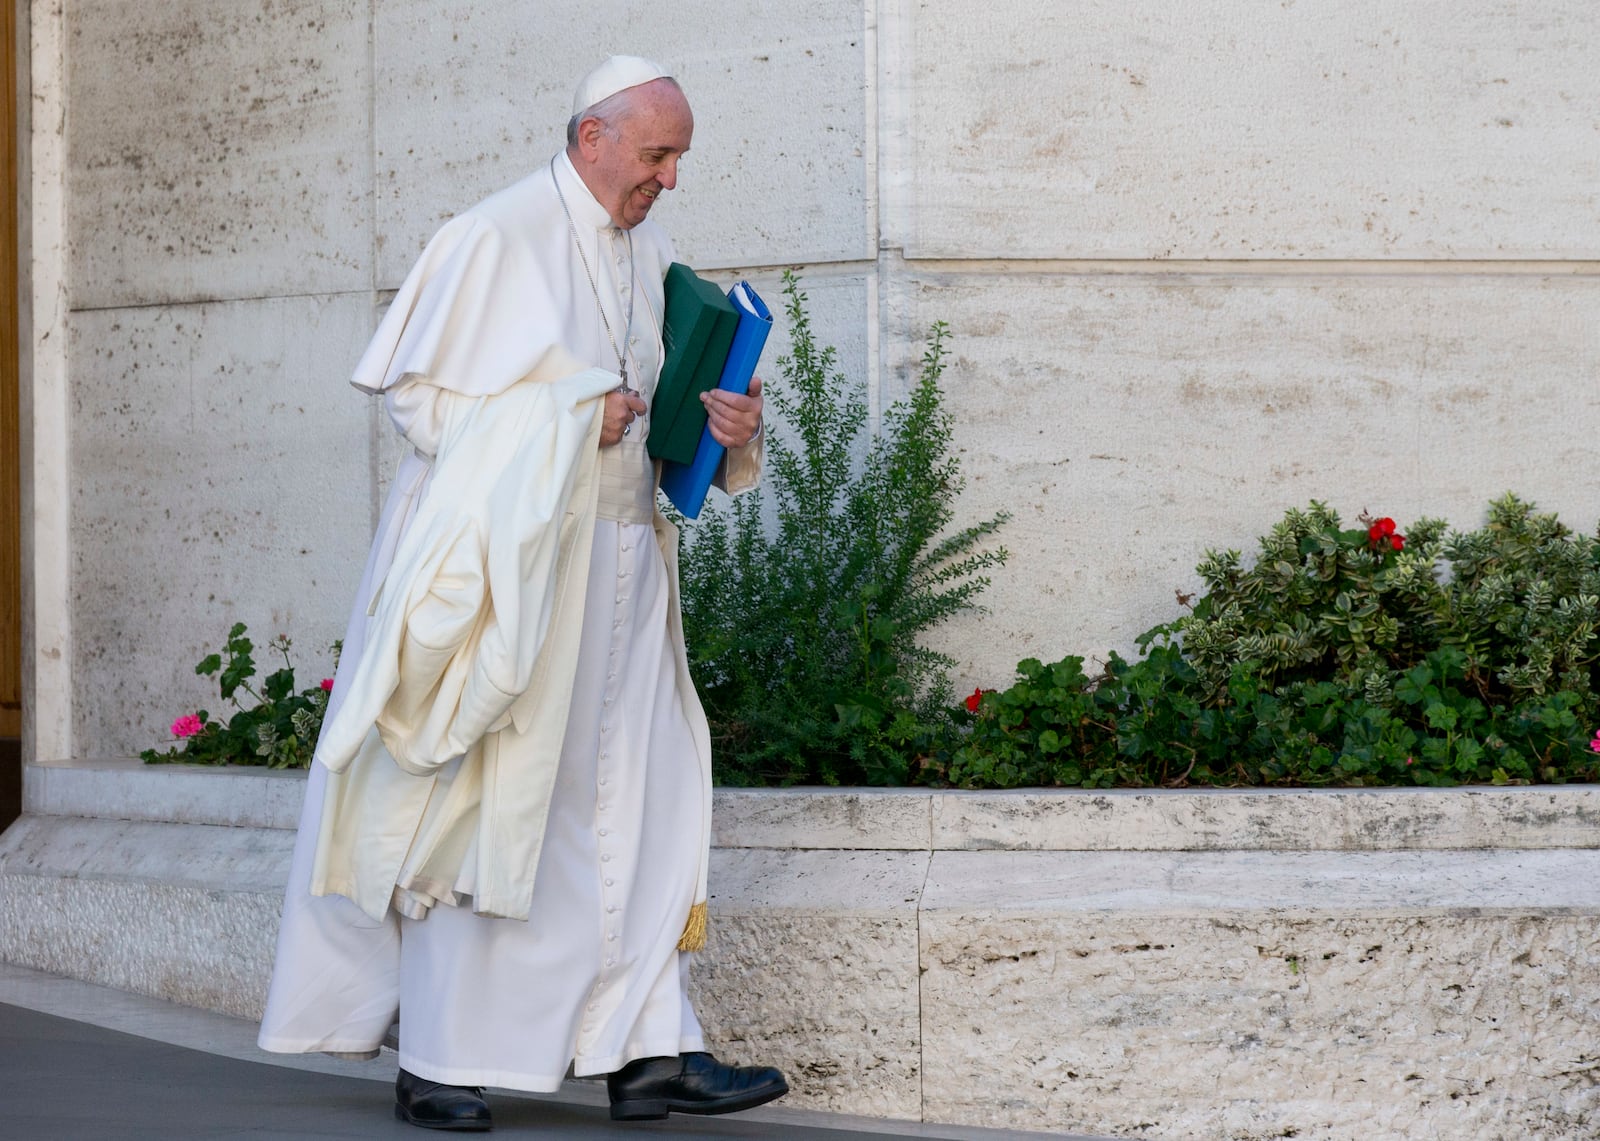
<box><xmin>256</xmin><ymin>56</ymin><xmax>787</xmax><ymax>1132</ymax></box>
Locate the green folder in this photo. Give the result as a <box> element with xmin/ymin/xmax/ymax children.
<box><xmin>649</xmin><ymin>263</ymin><xmax>740</xmax><ymax>464</ymax></box>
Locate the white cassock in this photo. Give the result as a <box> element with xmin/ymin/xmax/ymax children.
<box><xmin>256</xmin><ymin>151</ymin><xmax>761</xmax><ymax>1091</ymax></box>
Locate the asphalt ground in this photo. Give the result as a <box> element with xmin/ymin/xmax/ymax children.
<box><xmin>0</xmin><ymin>964</ymin><xmax>1115</xmax><ymax>1141</ymax></box>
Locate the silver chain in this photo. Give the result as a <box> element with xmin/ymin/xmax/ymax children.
<box><xmin>551</xmin><ymin>156</ymin><xmax>636</xmax><ymax>394</ymax></box>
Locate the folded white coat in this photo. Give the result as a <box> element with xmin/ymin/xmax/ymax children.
<box><xmin>309</xmin><ymin>363</ymin><xmax>618</xmax><ymax>922</ymax></box>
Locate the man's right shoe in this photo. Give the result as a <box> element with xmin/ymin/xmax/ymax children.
<box><xmin>393</xmin><ymin>1067</ymin><xmax>493</xmax><ymax>1132</ymax></box>
<box><xmin>607</xmin><ymin>1051</ymin><xmax>789</xmax><ymax>1120</ymax></box>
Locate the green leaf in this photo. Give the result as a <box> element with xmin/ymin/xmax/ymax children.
<box><xmin>1424</xmin><ymin>704</ymin><xmax>1459</xmax><ymax>731</ymax></box>
<box><xmin>263</xmin><ymin>668</ymin><xmax>295</xmax><ymax>703</ymax></box>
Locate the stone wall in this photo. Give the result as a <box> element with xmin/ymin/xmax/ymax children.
<box><xmin>23</xmin><ymin>1</ymin><xmax>1600</xmax><ymax>761</ymax></box>
<box><xmin>3</xmin><ymin>764</ymin><xmax>1598</xmax><ymax>1138</ymax></box>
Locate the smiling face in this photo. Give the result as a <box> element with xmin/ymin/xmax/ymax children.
<box><xmin>569</xmin><ymin>79</ymin><xmax>694</xmax><ymax>230</ymax></box>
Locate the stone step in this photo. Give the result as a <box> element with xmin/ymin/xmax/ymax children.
<box><xmin>3</xmin><ymin>760</ymin><xmax>1598</xmax><ymax>1138</ymax></box>
<box><xmin>26</xmin><ymin>758</ymin><xmax>1600</xmax><ymax>851</ymax></box>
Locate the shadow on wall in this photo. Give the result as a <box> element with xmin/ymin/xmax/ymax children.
<box><xmin>0</xmin><ymin>738</ymin><xmax>17</xmax><ymax>829</ymax></box>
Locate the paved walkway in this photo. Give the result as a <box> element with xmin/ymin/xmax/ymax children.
<box><xmin>0</xmin><ymin>964</ymin><xmax>1114</xmax><ymax>1140</ymax></box>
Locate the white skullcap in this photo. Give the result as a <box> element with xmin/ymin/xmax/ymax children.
<box><xmin>571</xmin><ymin>55</ymin><xmax>670</xmax><ymax>117</ymax></box>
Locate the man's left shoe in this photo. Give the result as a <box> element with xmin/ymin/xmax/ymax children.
<box><xmin>607</xmin><ymin>1051</ymin><xmax>789</xmax><ymax>1120</ymax></box>
<box><xmin>393</xmin><ymin>1067</ymin><xmax>493</xmax><ymax>1131</ymax></box>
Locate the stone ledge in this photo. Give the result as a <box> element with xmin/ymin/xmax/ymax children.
<box><xmin>0</xmin><ymin>814</ymin><xmax>293</xmax><ymax>892</ymax></box>
<box><xmin>25</xmin><ymin>759</ymin><xmax>307</xmax><ymax>830</ymax></box>
<box><xmin>927</xmin><ymin>785</ymin><xmax>1600</xmax><ymax>852</ymax></box>
<box><xmin>918</xmin><ymin>910</ymin><xmax>1600</xmax><ymax>1139</ymax></box>
<box><xmin>920</xmin><ymin>848</ymin><xmax>1600</xmax><ymax>917</ymax></box>
<box><xmin>27</xmin><ymin>760</ymin><xmax>1600</xmax><ymax>852</ymax></box>
<box><xmin>9</xmin><ymin>763</ymin><xmax>1600</xmax><ymax>1137</ymax></box>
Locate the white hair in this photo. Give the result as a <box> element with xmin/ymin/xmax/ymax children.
<box><xmin>565</xmin><ymin>77</ymin><xmax>682</xmax><ymax>147</ymax></box>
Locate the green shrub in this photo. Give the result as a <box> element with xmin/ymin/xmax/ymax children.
<box><xmin>940</xmin><ymin>495</ymin><xmax>1600</xmax><ymax>789</ymax></box>
<box><xmin>142</xmin><ymin>623</ymin><xmax>336</xmax><ymax>768</ymax></box>
<box><xmin>676</xmin><ymin>272</ymin><xmax>1009</xmax><ymax>785</ymax></box>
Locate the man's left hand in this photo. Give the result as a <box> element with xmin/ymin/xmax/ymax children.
<box><xmin>701</xmin><ymin>377</ymin><xmax>764</xmax><ymax>449</ymax></box>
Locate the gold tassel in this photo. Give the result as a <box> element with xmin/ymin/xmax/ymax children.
<box><xmin>676</xmin><ymin>901</ymin><xmax>708</xmax><ymax>952</ymax></box>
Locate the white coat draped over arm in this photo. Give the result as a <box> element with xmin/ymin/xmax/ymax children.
<box><xmin>310</xmin><ymin>361</ymin><xmax>619</xmax><ymax>923</ymax></box>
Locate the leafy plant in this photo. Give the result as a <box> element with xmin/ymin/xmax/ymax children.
<box><xmin>939</xmin><ymin>495</ymin><xmax>1600</xmax><ymax>789</ymax></box>
<box><xmin>142</xmin><ymin>622</ymin><xmax>338</xmax><ymax>769</ymax></box>
<box><xmin>675</xmin><ymin>272</ymin><xmax>1009</xmax><ymax>785</ymax></box>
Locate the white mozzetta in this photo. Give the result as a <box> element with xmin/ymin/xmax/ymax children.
<box><xmin>887</xmin><ymin>272</ymin><xmax>1600</xmax><ymax>684</ymax></box>
<box><xmin>884</xmin><ymin>0</ymin><xmax>1600</xmax><ymax>259</ymax></box>
<box><xmin>67</xmin><ymin>294</ymin><xmax>378</xmax><ymax>759</ymax></box>
<box><xmin>65</xmin><ymin>0</ymin><xmax>374</xmax><ymax>309</ymax></box>
<box><xmin>371</xmin><ymin>0</ymin><xmax>869</xmax><ymax>286</ymax></box>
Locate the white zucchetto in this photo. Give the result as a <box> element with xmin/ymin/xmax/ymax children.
<box><xmin>571</xmin><ymin>55</ymin><xmax>670</xmax><ymax>117</ymax></box>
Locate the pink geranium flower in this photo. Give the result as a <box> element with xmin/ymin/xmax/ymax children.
<box><xmin>320</xmin><ymin>678</ymin><xmax>335</xmax><ymax>692</ymax></box>
<box><xmin>171</xmin><ymin>714</ymin><xmax>203</xmax><ymax>739</ymax></box>
<box><xmin>1589</xmin><ymin>730</ymin><xmax>1600</xmax><ymax>755</ymax></box>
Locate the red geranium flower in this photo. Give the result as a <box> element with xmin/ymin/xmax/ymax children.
<box><xmin>964</xmin><ymin>686</ymin><xmax>990</xmax><ymax>713</ymax></box>
<box><xmin>1367</xmin><ymin>516</ymin><xmax>1404</xmax><ymax>552</ymax></box>
<box><xmin>320</xmin><ymin>678</ymin><xmax>335</xmax><ymax>692</ymax></box>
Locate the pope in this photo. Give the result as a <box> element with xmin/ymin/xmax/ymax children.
<box><xmin>255</xmin><ymin>55</ymin><xmax>786</xmax><ymax>1132</ymax></box>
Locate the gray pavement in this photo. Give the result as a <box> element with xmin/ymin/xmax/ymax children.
<box><xmin>0</xmin><ymin>963</ymin><xmax>1112</xmax><ymax>1141</ymax></box>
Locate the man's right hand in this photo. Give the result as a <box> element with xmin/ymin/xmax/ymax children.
<box><xmin>600</xmin><ymin>389</ymin><xmax>649</xmax><ymax>447</ymax></box>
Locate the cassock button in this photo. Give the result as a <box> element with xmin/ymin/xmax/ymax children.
<box><xmin>604</xmin><ymin>878</ymin><xmax>614</xmax><ymax>887</ymax></box>
<box><xmin>598</xmin><ymin>828</ymin><xmax>609</xmax><ymax>837</ymax></box>
<box><xmin>602</xmin><ymin>854</ymin><xmax>613</xmax><ymax>863</ymax></box>
<box><xmin>607</xmin><ymin>905</ymin><xmax>618</xmax><ymax>914</ymax></box>
<box><xmin>606</xmin><ymin>958</ymin><xmax>616</xmax><ymax>967</ymax></box>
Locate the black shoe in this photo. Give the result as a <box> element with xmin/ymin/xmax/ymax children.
<box><xmin>607</xmin><ymin>1051</ymin><xmax>789</xmax><ymax>1120</ymax></box>
<box><xmin>393</xmin><ymin>1067</ymin><xmax>493</xmax><ymax>1131</ymax></box>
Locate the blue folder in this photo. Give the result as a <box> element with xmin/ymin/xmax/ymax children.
<box><xmin>659</xmin><ymin>281</ymin><xmax>773</xmax><ymax>519</ymax></box>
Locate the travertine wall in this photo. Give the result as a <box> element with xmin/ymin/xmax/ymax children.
<box><xmin>6</xmin><ymin>767</ymin><xmax>1598</xmax><ymax>1138</ymax></box>
<box><xmin>25</xmin><ymin>1</ymin><xmax>1600</xmax><ymax>757</ymax></box>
